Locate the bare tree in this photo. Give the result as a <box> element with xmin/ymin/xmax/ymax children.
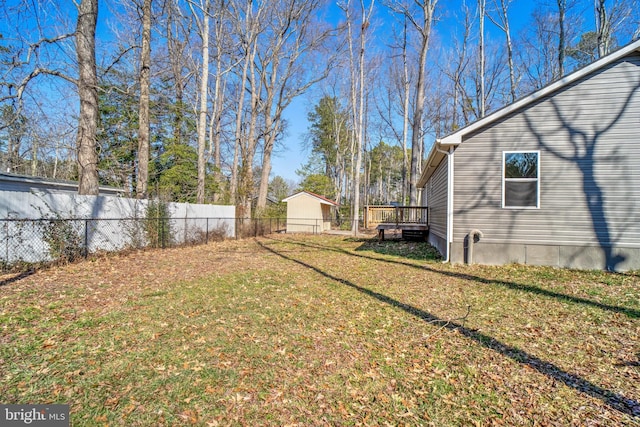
<box><xmin>136</xmin><ymin>0</ymin><xmax>152</xmax><ymax>199</ymax></box>
<box><xmin>228</xmin><ymin>1</ymin><xmax>260</xmax><ymax>205</ymax></box>
<box><xmin>595</xmin><ymin>0</ymin><xmax>640</xmax><ymax>57</ymax></box>
<box><xmin>388</xmin><ymin>0</ymin><xmax>438</xmax><ymax>205</ymax></box>
<box><xmin>208</xmin><ymin>0</ymin><xmax>234</xmax><ymax>203</ymax></box>
<box><xmin>255</xmin><ymin>0</ymin><xmax>335</xmax><ymax>213</ymax></box>
<box><xmin>190</xmin><ymin>0</ymin><xmax>211</xmax><ymax>204</ymax></box>
<box><xmin>339</xmin><ymin>0</ymin><xmax>375</xmax><ymax>234</ymax></box>
<box><xmin>518</xmin><ymin>7</ymin><xmax>560</xmax><ymax>90</ymax></box>
<box><xmin>3</xmin><ymin>1</ymin><xmax>99</xmax><ymax>189</ymax></box>
<box><xmin>400</xmin><ymin>17</ymin><xmax>410</xmax><ymax>204</ymax></box>
<box><xmin>227</xmin><ymin>0</ymin><xmax>267</xmax><ymax>217</ymax></box>
<box><xmin>478</xmin><ymin>0</ymin><xmax>486</xmax><ymax>117</ymax></box>
<box><xmin>1</xmin><ymin>0</ymin><xmax>101</xmax><ymax>193</ymax></box>
<box><xmin>76</xmin><ymin>0</ymin><xmax>100</xmax><ymax>195</ymax></box>
<box><xmin>595</xmin><ymin>0</ymin><xmax>612</xmax><ymax>57</ymax></box>
<box><xmin>557</xmin><ymin>0</ymin><xmax>566</xmax><ymax>76</ymax></box>
<box><xmin>165</xmin><ymin>0</ymin><xmax>193</xmax><ymax>148</ymax></box>
<box><xmin>487</xmin><ymin>0</ymin><xmax>516</xmax><ymax>101</ymax></box>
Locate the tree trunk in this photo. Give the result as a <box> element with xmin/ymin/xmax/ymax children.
<box><xmin>351</xmin><ymin>0</ymin><xmax>373</xmax><ymax>234</ymax></box>
<box><xmin>256</xmin><ymin>113</ymin><xmax>278</xmax><ymax>214</ymax></box>
<box><xmin>478</xmin><ymin>0</ymin><xmax>486</xmax><ymax>118</ymax></box>
<box><xmin>31</xmin><ymin>138</ymin><xmax>38</xmax><ymax>175</ymax></box>
<box><xmin>505</xmin><ymin>16</ymin><xmax>515</xmax><ymax>101</ymax></box>
<box><xmin>409</xmin><ymin>31</ymin><xmax>427</xmax><ymax>204</ymax></box>
<box><xmin>166</xmin><ymin>1</ymin><xmax>187</xmax><ymax>148</ymax></box>
<box><xmin>76</xmin><ymin>0</ymin><xmax>99</xmax><ymax>195</ymax></box>
<box><xmin>209</xmin><ymin>3</ymin><xmax>227</xmax><ymax>203</ymax></box>
<box><xmin>557</xmin><ymin>0</ymin><xmax>565</xmax><ymax>77</ymax></box>
<box><xmin>500</xmin><ymin>0</ymin><xmax>515</xmax><ymax>101</ymax></box>
<box><xmin>196</xmin><ymin>0</ymin><xmax>210</xmax><ymax>204</ymax></box>
<box><xmin>230</xmin><ymin>50</ymin><xmax>250</xmax><ymax>205</ymax></box>
<box><xmin>136</xmin><ymin>0</ymin><xmax>152</xmax><ymax>199</ymax></box>
<box><xmin>595</xmin><ymin>0</ymin><xmax>610</xmax><ymax>58</ymax></box>
<box><xmin>406</xmin><ymin>0</ymin><xmax>437</xmax><ymax>205</ymax></box>
<box><xmin>240</xmin><ymin>40</ymin><xmax>261</xmax><ymax>219</ymax></box>
<box><xmin>401</xmin><ymin>16</ymin><xmax>410</xmax><ymax>204</ymax></box>
<box><xmin>256</xmin><ymin>57</ymin><xmax>280</xmax><ymax>214</ymax></box>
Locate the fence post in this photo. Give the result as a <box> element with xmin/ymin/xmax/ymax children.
<box><xmin>5</xmin><ymin>220</ymin><xmax>9</xmax><ymax>264</ymax></box>
<box><xmin>84</xmin><ymin>219</ymin><xmax>89</xmax><ymax>259</ymax></box>
<box><xmin>161</xmin><ymin>217</ymin><xmax>165</xmax><ymax>249</ymax></box>
<box><xmin>364</xmin><ymin>206</ymin><xmax>368</xmax><ymax>229</ymax></box>
<box><xmin>206</xmin><ymin>218</ymin><xmax>209</xmax><ymax>244</ymax></box>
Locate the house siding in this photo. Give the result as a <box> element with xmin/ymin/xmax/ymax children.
<box><xmin>427</xmin><ymin>156</ymin><xmax>448</xmax><ymax>256</ymax></box>
<box><xmin>449</xmin><ymin>54</ymin><xmax>640</xmax><ymax>271</ymax></box>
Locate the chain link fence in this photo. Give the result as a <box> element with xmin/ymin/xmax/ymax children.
<box><xmin>0</xmin><ymin>217</ymin><xmax>289</xmax><ymax>272</ymax></box>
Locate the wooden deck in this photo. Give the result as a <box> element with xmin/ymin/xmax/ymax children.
<box><xmin>365</xmin><ymin>206</ymin><xmax>429</xmax><ymax>241</ymax></box>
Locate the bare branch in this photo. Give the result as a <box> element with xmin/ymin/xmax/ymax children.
<box><xmin>0</xmin><ymin>68</ymin><xmax>77</xmax><ymax>104</ymax></box>
<box><xmin>101</xmin><ymin>45</ymin><xmax>140</xmax><ymax>77</ymax></box>
<box><xmin>25</xmin><ymin>33</ymin><xmax>76</xmax><ymax>64</ymax></box>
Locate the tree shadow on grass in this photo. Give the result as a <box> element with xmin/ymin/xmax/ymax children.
<box><xmin>0</xmin><ymin>269</ymin><xmax>36</xmax><ymax>287</ymax></box>
<box><xmin>256</xmin><ymin>240</ymin><xmax>640</xmax><ymax>417</ymax></box>
<box><xmin>266</xmin><ymin>236</ymin><xmax>640</xmax><ymax>319</ymax></box>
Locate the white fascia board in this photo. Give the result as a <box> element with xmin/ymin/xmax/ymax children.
<box><xmin>418</xmin><ymin>143</ymin><xmax>442</xmax><ymax>187</ymax></box>
<box><xmin>282</xmin><ymin>191</ymin><xmax>337</xmax><ymax>206</ymax></box>
<box><xmin>316</xmin><ymin>199</ymin><xmax>337</xmax><ymax>206</ymax></box>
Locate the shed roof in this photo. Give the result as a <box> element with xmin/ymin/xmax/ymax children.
<box><xmin>418</xmin><ymin>38</ymin><xmax>640</xmax><ymax>187</ymax></box>
<box><xmin>282</xmin><ymin>191</ymin><xmax>338</xmax><ymax>206</ymax></box>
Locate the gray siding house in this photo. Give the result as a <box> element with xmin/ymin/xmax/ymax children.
<box><xmin>419</xmin><ymin>39</ymin><xmax>640</xmax><ymax>272</ymax></box>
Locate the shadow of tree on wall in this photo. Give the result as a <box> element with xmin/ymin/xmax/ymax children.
<box><xmin>523</xmin><ymin>78</ymin><xmax>640</xmax><ymax>271</ymax></box>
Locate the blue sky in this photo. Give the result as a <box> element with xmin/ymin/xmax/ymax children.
<box><xmin>1</xmin><ymin>0</ymin><xmax>602</xmax><ymax>186</ymax></box>
<box><xmin>272</xmin><ymin>0</ymin><xmax>544</xmax><ymax>184</ymax></box>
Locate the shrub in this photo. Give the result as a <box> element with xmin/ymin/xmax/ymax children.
<box><xmin>40</xmin><ymin>219</ymin><xmax>84</xmax><ymax>263</ymax></box>
<box><xmin>145</xmin><ymin>200</ymin><xmax>172</xmax><ymax>248</ymax></box>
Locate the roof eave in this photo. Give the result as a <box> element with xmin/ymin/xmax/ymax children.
<box><xmin>418</xmin><ymin>140</ymin><xmax>448</xmax><ymax>187</ymax></box>
<box><xmin>281</xmin><ymin>191</ymin><xmax>338</xmax><ymax>206</ymax></box>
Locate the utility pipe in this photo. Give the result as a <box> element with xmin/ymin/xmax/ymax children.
<box><xmin>434</xmin><ymin>142</ymin><xmax>452</xmax><ymax>263</ymax></box>
<box><xmin>467</xmin><ymin>229</ymin><xmax>483</xmax><ymax>265</ymax></box>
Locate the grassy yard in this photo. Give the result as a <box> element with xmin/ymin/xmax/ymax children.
<box><xmin>1</xmin><ymin>234</ymin><xmax>639</xmax><ymax>426</ymax></box>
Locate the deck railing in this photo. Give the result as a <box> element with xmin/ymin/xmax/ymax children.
<box><xmin>364</xmin><ymin>206</ymin><xmax>428</xmax><ymax>228</ymax></box>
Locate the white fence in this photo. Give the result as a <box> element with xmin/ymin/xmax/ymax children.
<box><xmin>0</xmin><ymin>190</ymin><xmax>236</xmax><ymax>267</ymax></box>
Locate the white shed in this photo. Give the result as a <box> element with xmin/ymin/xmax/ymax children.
<box><xmin>282</xmin><ymin>191</ymin><xmax>338</xmax><ymax>234</ymax></box>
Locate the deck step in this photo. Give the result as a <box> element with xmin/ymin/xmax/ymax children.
<box><xmin>401</xmin><ymin>229</ymin><xmax>428</xmax><ymax>241</ymax></box>
<box><xmin>376</xmin><ymin>223</ymin><xmax>428</xmax><ymax>241</ymax></box>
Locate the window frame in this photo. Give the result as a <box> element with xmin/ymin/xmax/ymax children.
<box><xmin>502</xmin><ymin>150</ymin><xmax>540</xmax><ymax>209</ymax></box>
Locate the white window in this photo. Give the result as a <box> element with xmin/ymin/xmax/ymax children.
<box><xmin>503</xmin><ymin>151</ymin><xmax>539</xmax><ymax>209</ymax></box>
